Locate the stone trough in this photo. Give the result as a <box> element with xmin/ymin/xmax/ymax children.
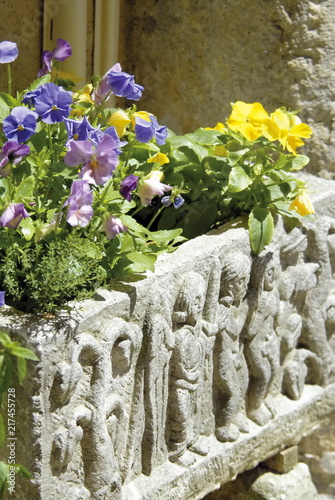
<box><xmin>1</xmin><ymin>173</ymin><xmax>335</xmax><ymax>500</ymax></box>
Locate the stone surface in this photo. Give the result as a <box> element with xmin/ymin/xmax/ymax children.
<box><xmin>249</xmin><ymin>462</ymin><xmax>319</xmax><ymax>500</ymax></box>
<box><xmin>0</xmin><ymin>0</ymin><xmax>43</xmax><ymax>92</ymax></box>
<box><xmin>262</xmin><ymin>446</ymin><xmax>298</xmax><ymax>474</ymax></box>
<box><xmin>119</xmin><ymin>0</ymin><xmax>335</xmax><ymax>178</ymax></box>
<box><xmin>299</xmin><ymin>419</ymin><xmax>335</xmax><ymax>495</ymax></box>
<box><xmin>0</xmin><ymin>174</ymin><xmax>335</xmax><ymax>499</ymax></box>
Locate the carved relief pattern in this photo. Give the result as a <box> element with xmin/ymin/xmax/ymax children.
<box><xmin>46</xmin><ymin>215</ymin><xmax>335</xmax><ymax>499</ymax></box>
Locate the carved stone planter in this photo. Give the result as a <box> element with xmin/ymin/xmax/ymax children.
<box><xmin>1</xmin><ymin>173</ymin><xmax>335</xmax><ymax>500</ymax></box>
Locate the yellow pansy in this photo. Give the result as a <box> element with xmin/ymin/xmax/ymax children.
<box><xmin>263</xmin><ymin>109</ymin><xmax>312</xmax><ymax>154</ymax></box>
<box><xmin>147</xmin><ymin>152</ymin><xmax>170</xmax><ymax>166</ymax></box>
<box><xmin>108</xmin><ymin>110</ymin><xmax>131</xmax><ymax>137</ymax></box>
<box><xmin>289</xmin><ymin>191</ymin><xmax>315</xmax><ymax>216</ymax></box>
<box><xmin>205</xmin><ymin>122</ymin><xmax>226</xmax><ymax>132</ymax></box>
<box><xmin>70</xmin><ymin>84</ymin><xmax>95</xmax><ymax>117</ymax></box>
<box><xmin>227</xmin><ymin>101</ymin><xmax>269</xmax><ymax>141</ymax></box>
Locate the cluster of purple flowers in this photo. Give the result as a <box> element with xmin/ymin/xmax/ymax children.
<box><xmin>0</xmin><ymin>38</ymin><xmax>174</xmax><ymax>257</ymax></box>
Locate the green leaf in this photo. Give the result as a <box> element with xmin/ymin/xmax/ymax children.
<box><xmin>228</xmin><ymin>166</ymin><xmax>252</xmax><ymax>193</ymax></box>
<box><xmin>0</xmin><ymin>97</ymin><xmax>10</xmax><ymax>121</ymax></box>
<box><xmin>16</xmin><ymin>357</ymin><xmax>27</xmax><ymax>384</ymax></box>
<box><xmin>120</xmin><ymin>215</ymin><xmax>147</xmax><ymax>234</ymax></box>
<box><xmin>15</xmin><ymin>464</ymin><xmax>33</xmax><ymax>479</ymax></box>
<box><xmin>248</xmin><ymin>207</ymin><xmax>274</xmax><ymax>254</ymax></box>
<box><xmin>126</xmin><ymin>252</ymin><xmax>156</xmax><ymax>273</ymax></box>
<box><xmin>0</xmin><ymin>92</ymin><xmax>15</xmax><ymax>107</ymax></box>
<box><xmin>0</xmin><ymin>415</ymin><xmax>5</xmax><ymax>447</ymax></box>
<box><xmin>80</xmin><ymin>241</ymin><xmax>102</xmax><ymax>260</ymax></box>
<box><xmin>27</xmin><ymin>73</ymin><xmax>51</xmax><ymax>91</ymax></box>
<box><xmin>7</xmin><ymin>345</ymin><xmax>39</xmax><ymax>361</ymax></box>
<box><xmin>148</xmin><ymin>228</ymin><xmax>183</xmax><ymax>244</ymax></box>
<box><xmin>0</xmin><ymin>332</ymin><xmax>11</xmax><ymax>347</ymax></box>
<box><xmin>19</xmin><ymin>218</ymin><xmax>35</xmax><ymax>241</ymax></box>
<box><xmin>187</xmin><ymin>128</ymin><xmax>225</xmax><ymax>145</ymax></box>
<box><xmin>286</xmin><ymin>154</ymin><xmax>310</xmax><ymax>171</ymax></box>
<box><xmin>14</xmin><ymin>176</ymin><xmax>35</xmax><ymax>201</ymax></box>
<box><xmin>0</xmin><ymin>461</ymin><xmax>9</xmax><ymax>496</ymax></box>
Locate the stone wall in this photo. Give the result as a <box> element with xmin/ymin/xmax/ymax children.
<box><xmin>0</xmin><ymin>0</ymin><xmax>43</xmax><ymax>92</ymax></box>
<box><xmin>1</xmin><ymin>174</ymin><xmax>335</xmax><ymax>499</ymax></box>
<box><xmin>119</xmin><ymin>0</ymin><xmax>335</xmax><ymax>178</ymax></box>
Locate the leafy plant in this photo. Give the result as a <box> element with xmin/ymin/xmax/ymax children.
<box><xmin>0</xmin><ymin>40</ymin><xmax>314</xmax><ymax>313</ymax></box>
<box><xmin>0</xmin><ymin>331</ymin><xmax>38</xmax><ymax>498</ymax></box>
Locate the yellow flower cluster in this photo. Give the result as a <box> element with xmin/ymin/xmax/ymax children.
<box><xmin>226</xmin><ymin>101</ymin><xmax>312</xmax><ymax>154</ymax></box>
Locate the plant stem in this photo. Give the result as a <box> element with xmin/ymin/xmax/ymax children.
<box><xmin>7</xmin><ymin>63</ymin><xmax>12</xmax><ymax>96</ymax></box>
<box><xmin>147</xmin><ymin>205</ymin><xmax>165</xmax><ymax>230</ymax></box>
<box><xmin>91</xmin><ymin>90</ymin><xmax>113</xmax><ymax>123</ymax></box>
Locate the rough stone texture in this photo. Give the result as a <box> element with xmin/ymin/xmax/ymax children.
<box><xmin>262</xmin><ymin>446</ymin><xmax>299</xmax><ymax>474</ymax></box>
<box><xmin>119</xmin><ymin>0</ymin><xmax>335</xmax><ymax>178</ymax></box>
<box><xmin>299</xmin><ymin>419</ymin><xmax>335</xmax><ymax>496</ymax></box>
<box><xmin>0</xmin><ymin>174</ymin><xmax>335</xmax><ymax>499</ymax></box>
<box><xmin>0</xmin><ymin>0</ymin><xmax>43</xmax><ymax>92</ymax></box>
<box><xmin>248</xmin><ymin>463</ymin><xmax>319</xmax><ymax>500</ymax></box>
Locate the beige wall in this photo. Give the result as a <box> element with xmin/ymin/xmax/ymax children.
<box><xmin>119</xmin><ymin>0</ymin><xmax>335</xmax><ymax>178</ymax></box>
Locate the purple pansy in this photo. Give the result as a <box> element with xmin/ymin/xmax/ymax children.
<box><xmin>0</xmin><ymin>41</ymin><xmax>18</xmax><ymax>63</ymax></box>
<box><xmin>88</xmin><ymin>125</ymin><xmax>122</xmax><ymax>154</ymax></box>
<box><xmin>38</xmin><ymin>39</ymin><xmax>72</xmax><ymax>77</ymax></box>
<box><xmin>34</xmin><ymin>82</ymin><xmax>72</xmax><ymax>124</ymax></box>
<box><xmin>120</xmin><ymin>175</ymin><xmax>139</xmax><ymax>202</ymax></box>
<box><xmin>0</xmin><ymin>141</ymin><xmax>30</xmax><ymax>176</ymax></box>
<box><xmin>92</xmin><ymin>71</ymin><xmax>112</xmax><ymax>105</ymax></box>
<box><xmin>161</xmin><ymin>194</ymin><xmax>185</xmax><ymax>209</ymax></box>
<box><xmin>0</xmin><ymin>291</ymin><xmax>5</xmax><ymax>307</ymax></box>
<box><xmin>101</xmin><ymin>215</ymin><xmax>127</xmax><ymax>239</ymax></box>
<box><xmin>134</xmin><ymin>114</ymin><xmax>168</xmax><ymax>145</ymax></box>
<box><xmin>22</xmin><ymin>87</ymin><xmax>43</xmax><ymax>107</ymax></box>
<box><xmin>64</xmin><ymin>134</ymin><xmax>119</xmax><ymax>186</ymax></box>
<box><xmin>138</xmin><ymin>171</ymin><xmax>171</xmax><ymax>206</ymax></box>
<box><xmin>63</xmin><ymin>180</ymin><xmax>93</xmax><ymax>227</ymax></box>
<box><xmin>106</xmin><ymin>63</ymin><xmax>144</xmax><ymax>101</ymax></box>
<box><xmin>0</xmin><ymin>203</ymin><xmax>29</xmax><ymax>229</ymax></box>
<box><xmin>64</xmin><ymin>117</ymin><xmax>96</xmax><ymax>144</ymax></box>
<box><xmin>3</xmin><ymin>107</ymin><xmax>38</xmax><ymax>143</ymax></box>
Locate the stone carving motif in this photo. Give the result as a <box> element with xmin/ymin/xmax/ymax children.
<box><xmin>213</xmin><ymin>252</ymin><xmax>251</xmax><ymax>441</ymax></box>
<box><xmin>166</xmin><ymin>271</ymin><xmax>209</xmax><ymax>466</ymax></box>
<box><xmin>49</xmin><ymin>319</ymin><xmax>142</xmax><ymax>500</ymax></box>
<box><xmin>32</xmin><ymin>193</ymin><xmax>335</xmax><ymax>499</ymax></box>
<box><xmin>242</xmin><ymin>251</ymin><xmax>282</xmax><ymax>426</ymax></box>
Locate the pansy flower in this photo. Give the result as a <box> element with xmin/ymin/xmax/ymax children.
<box><xmin>64</xmin><ymin>117</ymin><xmax>96</xmax><ymax>143</ymax></box>
<box><xmin>289</xmin><ymin>190</ymin><xmax>315</xmax><ymax>216</ymax></box>
<box><xmin>120</xmin><ymin>174</ymin><xmax>139</xmax><ymax>202</ymax></box>
<box><xmin>0</xmin><ymin>141</ymin><xmax>30</xmax><ymax>176</ymax></box>
<box><xmin>138</xmin><ymin>170</ymin><xmax>171</xmax><ymax>206</ymax></box>
<box><xmin>0</xmin><ymin>291</ymin><xmax>5</xmax><ymax>307</ymax></box>
<box><xmin>161</xmin><ymin>194</ymin><xmax>185</xmax><ymax>209</ymax></box>
<box><xmin>262</xmin><ymin>109</ymin><xmax>312</xmax><ymax>154</ymax></box>
<box><xmin>3</xmin><ymin>106</ymin><xmax>38</xmax><ymax>143</ymax></box>
<box><xmin>35</xmin><ymin>82</ymin><xmax>72</xmax><ymax>124</ymax></box>
<box><xmin>134</xmin><ymin>112</ymin><xmax>168</xmax><ymax>145</ymax></box>
<box><xmin>0</xmin><ymin>203</ymin><xmax>29</xmax><ymax>229</ymax></box>
<box><xmin>64</xmin><ymin>134</ymin><xmax>119</xmax><ymax>185</ymax></box>
<box><xmin>63</xmin><ymin>180</ymin><xmax>93</xmax><ymax>227</ymax></box>
<box><xmin>227</xmin><ymin>101</ymin><xmax>269</xmax><ymax>141</ymax></box>
<box><xmin>0</xmin><ymin>41</ymin><xmax>18</xmax><ymax>63</ymax></box>
<box><xmin>101</xmin><ymin>215</ymin><xmax>127</xmax><ymax>239</ymax></box>
<box><xmin>106</xmin><ymin>63</ymin><xmax>144</xmax><ymax>100</ymax></box>
<box><xmin>38</xmin><ymin>38</ymin><xmax>72</xmax><ymax>77</ymax></box>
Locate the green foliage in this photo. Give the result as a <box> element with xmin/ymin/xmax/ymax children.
<box><xmin>0</xmin><ymin>332</ymin><xmax>37</xmax><ymax>497</ymax></box>
<box><xmin>0</xmin><ymin>43</ymin><xmax>313</xmax><ymax>313</ymax></box>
